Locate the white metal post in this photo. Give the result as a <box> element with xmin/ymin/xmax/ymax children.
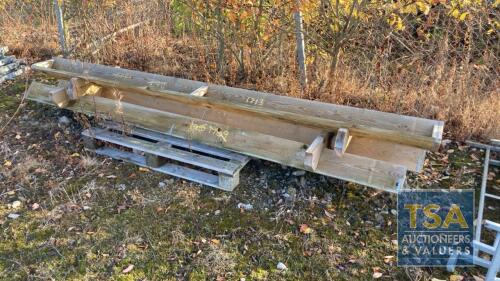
<box><xmin>474</xmin><ymin>147</ymin><xmax>490</xmax><ymax>256</ymax></box>
<box><xmin>294</xmin><ymin>0</ymin><xmax>307</xmax><ymax>90</ymax></box>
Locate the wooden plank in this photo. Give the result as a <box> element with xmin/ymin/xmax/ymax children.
<box><xmin>94</xmin><ymin>147</ymin><xmax>221</xmax><ymax>188</ymax></box>
<box><xmin>0</xmin><ymin>56</ymin><xmax>16</xmax><ymax>67</ymax></box>
<box><xmin>0</xmin><ymin>68</ymin><xmax>24</xmax><ymax>84</ymax></box>
<box><xmin>0</xmin><ymin>62</ymin><xmax>20</xmax><ymax>76</ymax></box>
<box><xmin>27</xmin><ymin>82</ymin><xmax>406</xmax><ymax>192</ymax></box>
<box><xmin>304</xmin><ymin>135</ymin><xmax>324</xmax><ymax>171</ymax></box>
<box><xmin>100</xmin><ymin>121</ymin><xmax>250</xmax><ymax>163</ymax></box>
<box><xmin>32</xmin><ymin>58</ymin><xmax>443</xmax><ymax>150</ymax></box>
<box><xmin>346</xmin><ymin>137</ymin><xmax>426</xmax><ymax>172</ymax></box>
<box><xmin>99</xmin><ymin>88</ymin><xmax>322</xmax><ymax>145</ymax></box>
<box><xmin>190</xmin><ymin>85</ymin><xmax>208</xmax><ymax>97</ymax></box>
<box><xmin>82</xmin><ymin>128</ymin><xmax>240</xmax><ymax>175</ymax></box>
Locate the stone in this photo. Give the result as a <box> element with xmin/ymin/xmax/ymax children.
<box><xmin>276</xmin><ymin>262</ymin><xmax>287</xmax><ymax>270</ymax></box>
<box><xmin>292</xmin><ymin>170</ymin><xmax>306</xmax><ymax>176</ymax></box>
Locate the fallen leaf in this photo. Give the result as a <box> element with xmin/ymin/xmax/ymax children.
<box><xmin>106</xmin><ymin>175</ymin><xmax>117</xmax><ymax>179</ymax></box>
<box><xmin>138</xmin><ymin>167</ymin><xmax>150</xmax><ymax>172</ymax></box>
<box><xmin>34</xmin><ymin>168</ymin><xmax>47</xmax><ymax>173</ymax></box>
<box><xmin>31</xmin><ymin>203</ymin><xmax>40</xmax><ymax>210</ymax></box>
<box><xmin>299</xmin><ymin>224</ymin><xmax>313</xmax><ymax>234</ymax></box>
<box><xmin>450</xmin><ymin>275</ymin><xmax>464</xmax><ymax>281</ymax></box>
<box><xmin>211</xmin><ymin>239</ymin><xmax>220</xmax><ymax>245</ymax></box>
<box><xmin>3</xmin><ymin>160</ymin><xmax>12</xmax><ymax>167</ymax></box>
<box><xmin>324</xmin><ymin>210</ymin><xmax>335</xmax><ymax>219</ymax></box>
<box><xmin>122</xmin><ymin>264</ymin><xmax>134</xmax><ymax>274</ymax></box>
<box><xmin>15</xmin><ymin>134</ymin><xmax>21</xmax><ymax>139</ymax></box>
<box><xmin>70</xmin><ymin>152</ymin><xmax>80</xmax><ymax>157</ymax></box>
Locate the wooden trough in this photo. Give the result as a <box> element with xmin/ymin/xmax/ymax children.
<box><xmin>26</xmin><ymin>58</ymin><xmax>444</xmax><ymax>192</ymax></box>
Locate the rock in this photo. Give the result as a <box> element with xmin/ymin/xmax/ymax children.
<box><xmin>276</xmin><ymin>262</ymin><xmax>287</xmax><ymax>270</ymax></box>
<box><xmin>441</xmin><ymin>139</ymin><xmax>452</xmax><ymax>147</ymax></box>
<box><xmin>237</xmin><ymin>203</ymin><xmax>253</xmax><ymax>211</ymax></box>
<box><xmin>58</xmin><ymin>116</ymin><xmax>71</xmax><ymax>126</ymax></box>
<box><xmin>158</xmin><ymin>181</ymin><xmax>166</xmax><ymax>188</ymax></box>
<box><xmin>7</xmin><ymin>213</ymin><xmax>20</xmax><ymax>219</ymax></box>
<box><xmin>390</xmin><ymin>209</ymin><xmax>397</xmax><ymax>216</ymax></box>
<box><xmin>82</xmin><ymin>206</ymin><xmax>91</xmax><ymax>211</ymax></box>
<box><xmin>214</xmin><ymin>210</ymin><xmax>221</xmax><ymax>215</ymax></box>
<box><xmin>292</xmin><ymin>170</ymin><xmax>306</xmax><ymax>176</ymax></box>
<box><xmin>284</xmin><ymin>187</ymin><xmax>297</xmax><ymax>202</ymax></box>
<box><xmin>117</xmin><ymin>184</ymin><xmax>126</xmax><ymax>191</ymax></box>
<box><xmin>11</xmin><ymin>200</ymin><xmax>21</xmax><ymax>209</ymax></box>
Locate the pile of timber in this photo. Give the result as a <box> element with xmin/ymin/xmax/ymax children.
<box><xmin>26</xmin><ymin>58</ymin><xmax>444</xmax><ymax>193</ymax></box>
<box><xmin>0</xmin><ymin>46</ymin><xmax>26</xmax><ymax>84</ymax></box>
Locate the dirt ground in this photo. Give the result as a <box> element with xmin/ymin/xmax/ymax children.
<box><xmin>0</xmin><ymin>78</ymin><xmax>498</xmax><ymax>280</ymax></box>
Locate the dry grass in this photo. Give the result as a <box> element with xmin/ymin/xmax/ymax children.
<box><xmin>0</xmin><ymin>1</ymin><xmax>498</xmax><ymax>141</ymax></box>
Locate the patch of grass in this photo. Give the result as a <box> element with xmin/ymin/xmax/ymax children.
<box><xmin>0</xmin><ymin>80</ymin><xmax>494</xmax><ymax>280</ymax></box>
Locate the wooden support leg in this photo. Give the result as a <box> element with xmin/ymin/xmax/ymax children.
<box><xmin>83</xmin><ymin>135</ymin><xmax>98</xmax><ymax>150</ymax></box>
<box><xmin>219</xmin><ymin>171</ymin><xmax>239</xmax><ymax>191</ymax></box>
<box><xmin>50</xmin><ymin>87</ymin><xmax>70</xmax><ymax>108</ymax></box>
<box><xmin>334</xmin><ymin>128</ymin><xmax>352</xmax><ymax>156</ymax></box>
<box><xmin>144</xmin><ymin>153</ymin><xmax>167</xmax><ymax>168</ymax></box>
<box><xmin>304</xmin><ymin>135</ymin><xmax>325</xmax><ymax>171</ymax></box>
<box><xmin>67</xmin><ymin>77</ymin><xmax>102</xmax><ymax>100</ymax></box>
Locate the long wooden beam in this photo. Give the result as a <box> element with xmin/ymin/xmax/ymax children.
<box><xmin>26</xmin><ymin>81</ymin><xmax>407</xmax><ymax>192</ymax></box>
<box><xmin>32</xmin><ymin>58</ymin><xmax>443</xmax><ymax>150</ymax></box>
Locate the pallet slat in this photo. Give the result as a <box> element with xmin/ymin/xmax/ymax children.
<box><xmin>82</xmin><ymin>128</ymin><xmax>241</xmax><ymax>175</ymax></box>
<box><xmin>100</xmin><ymin>121</ymin><xmax>249</xmax><ymax>163</ymax></box>
<box><xmin>95</xmin><ymin>147</ymin><xmax>220</xmax><ymax>187</ymax></box>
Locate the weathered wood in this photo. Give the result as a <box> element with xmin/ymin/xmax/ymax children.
<box><xmin>0</xmin><ymin>62</ymin><xmax>20</xmax><ymax>76</ymax></box>
<box><xmin>27</xmin><ymin>82</ymin><xmax>407</xmax><ymax>192</ymax></box>
<box><xmin>0</xmin><ymin>68</ymin><xmax>24</xmax><ymax>84</ymax></box>
<box><xmin>0</xmin><ymin>56</ymin><xmax>16</xmax><ymax>67</ymax></box>
<box><xmin>32</xmin><ymin>58</ymin><xmax>443</xmax><ymax>150</ymax></box>
<box><xmin>98</xmin><ymin>89</ymin><xmax>423</xmax><ymax>171</ymax></box>
<box><xmin>304</xmin><ymin>135</ymin><xmax>324</xmax><ymax>171</ymax></box>
<box><xmin>333</xmin><ymin>128</ymin><xmax>351</xmax><ymax>155</ymax></box>
<box><xmin>346</xmin><ymin>137</ymin><xmax>426</xmax><ymax>172</ymax></box>
<box><xmin>83</xmin><ymin>128</ymin><xmax>240</xmax><ymax>175</ymax></box>
<box><xmin>190</xmin><ymin>85</ymin><xmax>208</xmax><ymax>97</ymax></box>
<box><xmin>100</xmin><ymin>121</ymin><xmax>250</xmax><ymax>163</ymax></box>
<box><xmin>49</xmin><ymin>86</ymin><xmax>70</xmax><ymax>108</ymax></box>
<box><xmin>144</xmin><ymin>153</ymin><xmax>167</xmax><ymax>168</ymax></box>
<box><xmin>67</xmin><ymin>78</ymin><xmax>102</xmax><ymax>99</ymax></box>
<box><xmin>95</xmin><ymin>147</ymin><xmax>222</xmax><ymax>188</ymax></box>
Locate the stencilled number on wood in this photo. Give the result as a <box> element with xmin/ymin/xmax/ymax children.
<box><xmin>245</xmin><ymin>97</ymin><xmax>264</xmax><ymax>106</ymax></box>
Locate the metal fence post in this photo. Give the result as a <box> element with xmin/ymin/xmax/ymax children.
<box><xmin>53</xmin><ymin>0</ymin><xmax>68</xmax><ymax>57</ymax></box>
<box><xmin>294</xmin><ymin>0</ymin><xmax>307</xmax><ymax>90</ymax></box>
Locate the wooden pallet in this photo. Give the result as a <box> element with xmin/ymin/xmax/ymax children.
<box><xmin>82</xmin><ymin>125</ymin><xmax>250</xmax><ymax>191</ymax></box>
